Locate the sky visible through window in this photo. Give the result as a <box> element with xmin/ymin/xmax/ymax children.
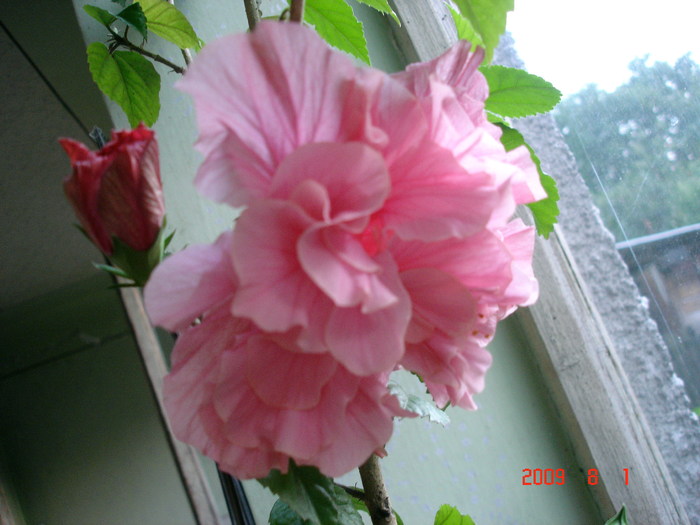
<box><xmin>508</xmin><ymin>0</ymin><xmax>700</xmax><ymax>96</ymax></box>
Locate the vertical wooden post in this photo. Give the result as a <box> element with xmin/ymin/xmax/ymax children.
<box><xmin>118</xmin><ymin>284</ymin><xmax>224</xmax><ymax>525</ymax></box>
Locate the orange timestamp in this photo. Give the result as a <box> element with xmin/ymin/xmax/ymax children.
<box><xmin>521</xmin><ymin>468</ymin><xmax>630</xmax><ymax>486</ymax></box>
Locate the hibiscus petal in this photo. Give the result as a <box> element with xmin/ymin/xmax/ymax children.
<box><xmin>505</xmin><ymin>146</ymin><xmax>547</xmax><ymax>204</ymax></box>
<box><xmin>144</xmin><ymin>231</ymin><xmax>236</xmax><ymax>331</ymax></box>
<box><xmin>357</xmin><ymin>68</ymin><xmax>429</xmax><ymax>164</ymax></box>
<box><xmin>426</xmin><ymin>341</ymin><xmax>493</xmax><ymax>410</ymax></box>
<box><xmin>244</xmin><ymin>335</ymin><xmax>337</xmax><ymax>410</ymax></box>
<box><xmin>325</xmin><ymin>254</ymin><xmax>411</xmax><ymax>375</ymax></box>
<box><xmin>298</xmin><ymin>225</ymin><xmax>395</xmax><ymax>310</ymax></box>
<box><xmin>231</xmin><ymin>200</ymin><xmax>324</xmax><ymax>334</ymax></box>
<box><xmin>497</xmin><ymin>219</ymin><xmax>539</xmax><ymax>306</ymax></box>
<box><xmin>162</xmin><ymin>307</ymin><xmax>241</xmax><ymax>447</ymax></box>
<box><xmin>393</xmin><ymin>39</ymin><xmax>486</xmax><ymax>105</ymax></box>
<box><xmin>401</xmin><ymin>267</ymin><xmax>476</xmax><ymax>341</ymax></box>
<box><xmin>219</xmin><ymin>445</ymin><xmax>290</xmax><ymax>480</ymax></box>
<box><xmin>403</xmin><ymin>333</ymin><xmax>492</xmax><ymax>410</ymax></box>
<box><xmin>177</xmin><ymin>22</ymin><xmax>367</xmax><ymax>207</ymax></box>
<box><xmin>383</xmin><ymin>141</ymin><xmax>498</xmax><ymax>241</ymax></box>
<box><xmin>312</xmin><ymin>373</ymin><xmax>396</xmax><ymax>477</ymax></box>
<box><xmin>270</xmin><ymin>142</ymin><xmax>391</xmax><ymax>223</ymax></box>
<box><xmin>389</xmin><ymin>232</ymin><xmax>513</xmax><ymax>297</ymax></box>
<box><xmin>60</xmin><ymin>138</ymin><xmax>114</xmax><ymax>254</ymax></box>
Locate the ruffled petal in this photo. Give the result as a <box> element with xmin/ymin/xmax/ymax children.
<box><xmin>178</xmin><ymin>22</ymin><xmax>368</xmax><ymax>207</ymax></box>
<box><xmin>382</xmin><ymin>141</ymin><xmax>498</xmax><ymax>241</ymax></box>
<box><xmin>298</xmin><ymin>225</ymin><xmax>394</xmax><ymax>311</ymax></box>
<box><xmin>144</xmin><ymin>231</ymin><xmax>236</xmax><ymax>331</ymax></box>
<box><xmin>495</xmin><ymin>219</ymin><xmax>539</xmax><ymax>306</ymax></box>
<box><xmin>325</xmin><ymin>254</ymin><xmax>411</xmax><ymax>376</ymax></box>
<box><xmin>393</xmin><ymin>40</ymin><xmax>486</xmax><ymax>108</ymax></box>
<box><xmin>401</xmin><ymin>268</ymin><xmax>476</xmax><ymax>342</ymax></box>
<box><xmin>162</xmin><ymin>307</ymin><xmax>244</xmax><ymax>450</ymax></box>
<box><xmin>231</xmin><ymin>200</ymin><xmax>324</xmax><ymax>334</ymax></box>
<box><xmin>270</xmin><ymin>142</ymin><xmax>390</xmax><ymax>223</ymax></box>
<box><xmin>244</xmin><ymin>334</ymin><xmax>338</xmax><ymax>410</ymax></box>
<box><xmin>389</xmin><ymin>232</ymin><xmax>513</xmax><ymax>297</ymax></box>
<box><xmin>312</xmin><ymin>374</ymin><xmax>397</xmax><ymax>476</ymax></box>
<box><xmin>505</xmin><ymin>146</ymin><xmax>547</xmax><ymax>204</ymax></box>
<box><xmin>403</xmin><ymin>333</ymin><xmax>492</xmax><ymax>410</ymax></box>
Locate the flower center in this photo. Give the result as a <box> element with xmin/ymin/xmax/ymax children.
<box><xmin>356</xmin><ymin>215</ymin><xmax>392</xmax><ymax>257</ymax></box>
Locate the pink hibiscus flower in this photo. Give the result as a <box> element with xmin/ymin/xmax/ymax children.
<box><xmin>145</xmin><ymin>20</ymin><xmax>544</xmax><ymax>479</ymax></box>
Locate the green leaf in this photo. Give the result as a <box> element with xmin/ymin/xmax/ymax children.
<box><xmin>604</xmin><ymin>505</ymin><xmax>628</xmax><ymax>525</ymax></box>
<box><xmin>452</xmin><ymin>0</ymin><xmax>513</xmax><ymax>62</ymax></box>
<box><xmin>481</xmin><ymin>65</ymin><xmax>562</xmax><ymax>118</ymax></box>
<box><xmin>447</xmin><ymin>6</ymin><xmax>483</xmax><ymax>49</ymax></box>
<box><xmin>136</xmin><ymin>0</ymin><xmax>202</xmax><ymax>50</ymax></box>
<box><xmin>388</xmin><ymin>381</ymin><xmax>450</xmax><ymax>426</ymax></box>
<box><xmin>496</xmin><ymin>122</ymin><xmax>527</xmax><ymax>151</ymax></box>
<box><xmin>87</xmin><ymin>42</ymin><xmax>161</xmax><ymax>127</ymax></box>
<box><xmin>528</xmin><ymin>172</ymin><xmax>560</xmax><ymax>238</ymax></box>
<box><xmin>116</xmin><ymin>3</ymin><xmax>148</xmax><ymax>41</ymax></box>
<box><xmin>84</xmin><ymin>5</ymin><xmax>117</xmax><ymax>27</ymax></box>
<box><xmin>304</xmin><ymin>0</ymin><xmax>370</xmax><ymax>64</ymax></box>
<box><xmin>92</xmin><ymin>263</ymin><xmax>129</xmax><ymax>278</ymax></box>
<box><xmin>162</xmin><ymin>229</ymin><xmax>176</xmax><ymax>250</ymax></box>
<box><xmin>259</xmin><ymin>462</ymin><xmax>363</xmax><ymax>525</ymax></box>
<box><xmin>434</xmin><ymin>504</ymin><xmax>476</xmax><ymax>525</ymax></box>
<box><xmin>497</xmin><ymin>123</ymin><xmax>560</xmax><ymax>238</ymax></box>
<box><xmin>354</xmin><ymin>0</ymin><xmax>399</xmax><ymax>25</ymax></box>
<box><xmin>485</xmin><ymin>111</ymin><xmax>507</xmax><ymax>125</ymax></box>
<box><xmin>270</xmin><ymin>499</ymin><xmax>313</xmax><ymax>525</ymax></box>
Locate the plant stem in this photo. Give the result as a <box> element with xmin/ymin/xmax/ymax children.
<box><xmin>289</xmin><ymin>0</ymin><xmax>305</xmax><ymax>23</ymax></box>
<box><xmin>166</xmin><ymin>0</ymin><xmax>192</xmax><ymax>66</ymax></box>
<box><xmin>336</xmin><ymin>483</ymin><xmax>366</xmax><ymax>501</ymax></box>
<box><xmin>109</xmin><ymin>30</ymin><xmax>186</xmax><ymax>74</ymax></box>
<box><xmin>243</xmin><ymin>0</ymin><xmax>261</xmax><ymax>30</ymax></box>
<box><xmin>358</xmin><ymin>455</ymin><xmax>397</xmax><ymax>525</ymax></box>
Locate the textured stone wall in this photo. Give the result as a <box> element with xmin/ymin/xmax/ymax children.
<box><xmin>495</xmin><ymin>34</ymin><xmax>700</xmax><ymax>522</ymax></box>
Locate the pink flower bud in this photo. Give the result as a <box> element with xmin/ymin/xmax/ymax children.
<box><xmin>60</xmin><ymin>124</ymin><xmax>165</xmax><ymax>255</ymax></box>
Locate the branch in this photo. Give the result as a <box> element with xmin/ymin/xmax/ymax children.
<box><xmin>166</xmin><ymin>0</ymin><xmax>192</xmax><ymax>66</ymax></box>
<box><xmin>358</xmin><ymin>455</ymin><xmax>397</xmax><ymax>525</ymax></box>
<box><xmin>289</xmin><ymin>0</ymin><xmax>305</xmax><ymax>23</ymax></box>
<box><xmin>109</xmin><ymin>30</ymin><xmax>186</xmax><ymax>74</ymax></box>
<box><xmin>335</xmin><ymin>483</ymin><xmax>366</xmax><ymax>502</ymax></box>
<box><xmin>243</xmin><ymin>0</ymin><xmax>261</xmax><ymax>31</ymax></box>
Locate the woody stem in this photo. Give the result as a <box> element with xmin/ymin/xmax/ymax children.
<box><xmin>289</xmin><ymin>0</ymin><xmax>305</xmax><ymax>23</ymax></box>
<box><xmin>243</xmin><ymin>0</ymin><xmax>261</xmax><ymax>30</ymax></box>
<box><xmin>358</xmin><ymin>454</ymin><xmax>397</xmax><ymax>525</ymax></box>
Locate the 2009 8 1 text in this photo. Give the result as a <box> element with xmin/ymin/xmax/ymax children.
<box><xmin>521</xmin><ymin>468</ymin><xmax>630</xmax><ymax>486</ymax></box>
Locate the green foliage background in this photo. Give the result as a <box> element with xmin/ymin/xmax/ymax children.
<box><xmin>555</xmin><ymin>55</ymin><xmax>700</xmax><ymax>240</ymax></box>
